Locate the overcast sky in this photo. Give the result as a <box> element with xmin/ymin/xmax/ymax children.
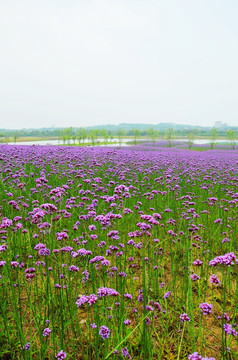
<box><xmin>0</xmin><ymin>0</ymin><xmax>238</xmax><ymax>129</ymax></box>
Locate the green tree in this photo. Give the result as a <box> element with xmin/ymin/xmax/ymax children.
<box><xmin>110</xmin><ymin>133</ymin><xmax>114</xmax><ymax>142</ymax></box>
<box><xmin>132</xmin><ymin>129</ymin><xmax>140</xmax><ymax>145</ymax></box>
<box><xmin>62</xmin><ymin>135</ymin><xmax>67</xmax><ymax>145</ymax></box>
<box><xmin>226</xmin><ymin>130</ymin><xmax>237</xmax><ymax>150</ymax></box>
<box><xmin>102</xmin><ymin>129</ymin><xmax>109</xmax><ymax>144</ymax></box>
<box><xmin>57</xmin><ymin>129</ymin><xmax>63</xmax><ymax>144</ymax></box>
<box><xmin>89</xmin><ymin>130</ymin><xmax>97</xmax><ymax>145</ymax></box>
<box><xmin>66</xmin><ymin>127</ymin><xmax>73</xmax><ymax>144</ymax></box>
<box><xmin>209</xmin><ymin>128</ymin><xmax>218</xmax><ymax>150</ymax></box>
<box><xmin>165</xmin><ymin>128</ymin><xmax>174</xmax><ymax>147</ymax></box>
<box><xmin>117</xmin><ymin>128</ymin><xmax>125</xmax><ymax>146</ymax></box>
<box><xmin>72</xmin><ymin>135</ymin><xmax>76</xmax><ymax>144</ymax></box>
<box><xmin>76</xmin><ymin>128</ymin><xmax>83</xmax><ymax>144</ymax></box>
<box><xmin>13</xmin><ymin>133</ymin><xmax>18</xmax><ymax>144</ymax></box>
<box><xmin>147</xmin><ymin>128</ymin><xmax>159</xmax><ymax>146</ymax></box>
<box><xmin>78</xmin><ymin>128</ymin><xmax>87</xmax><ymax>143</ymax></box>
<box><xmin>187</xmin><ymin>132</ymin><xmax>194</xmax><ymax>149</ymax></box>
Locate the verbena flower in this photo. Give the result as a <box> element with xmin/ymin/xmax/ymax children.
<box><xmin>43</xmin><ymin>327</ymin><xmax>51</xmax><ymax>336</ymax></box>
<box><xmin>199</xmin><ymin>303</ymin><xmax>213</xmax><ymax>315</ymax></box>
<box><xmin>55</xmin><ymin>350</ymin><xmax>67</xmax><ymax>359</ymax></box>
<box><xmin>210</xmin><ymin>274</ymin><xmax>220</xmax><ymax>285</ymax></box>
<box><xmin>164</xmin><ymin>291</ymin><xmax>171</xmax><ymax>299</ymax></box>
<box><xmin>223</xmin><ymin>323</ymin><xmax>237</xmax><ymax>336</ymax></box>
<box><xmin>99</xmin><ymin>325</ymin><xmax>110</xmax><ymax>340</ymax></box>
<box><xmin>180</xmin><ymin>313</ymin><xmax>191</xmax><ymax>323</ymax></box>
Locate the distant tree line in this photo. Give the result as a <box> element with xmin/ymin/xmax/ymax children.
<box><xmin>0</xmin><ymin>126</ymin><xmax>237</xmax><ymax>149</ymax></box>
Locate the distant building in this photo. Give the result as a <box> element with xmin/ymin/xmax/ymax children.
<box><xmin>214</xmin><ymin>121</ymin><xmax>228</xmax><ymax>129</ymax></box>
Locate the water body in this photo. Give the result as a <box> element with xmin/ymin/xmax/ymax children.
<box><xmin>7</xmin><ymin>139</ymin><xmax>129</xmax><ymax>146</ymax></box>
<box><xmin>6</xmin><ymin>138</ymin><xmax>235</xmax><ymax>146</ymax></box>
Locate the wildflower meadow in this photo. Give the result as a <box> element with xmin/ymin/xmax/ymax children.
<box><xmin>0</xmin><ymin>144</ymin><xmax>237</xmax><ymax>359</ymax></box>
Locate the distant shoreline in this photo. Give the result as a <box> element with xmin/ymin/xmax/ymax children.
<box><xmin>0</xmin><ymin>135</ymin><xmax>229</xmax><ymax>144</ymax></box>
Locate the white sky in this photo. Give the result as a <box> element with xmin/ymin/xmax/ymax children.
<box><xmin>0</xmin><ymin>0</ymin><xmax>238</xmax><ymax>129</ymax></box>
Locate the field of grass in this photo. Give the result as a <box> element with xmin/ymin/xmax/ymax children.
<box><xmin>0</xmin><ymin>145</ymin><xmax>237</xmax><ymax>359</ymax></box>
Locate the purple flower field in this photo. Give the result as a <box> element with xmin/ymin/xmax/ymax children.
<box><xmin>0</xmin><ymin>145</ymin><xmax>237</xmax><ymax>359</ymax></box>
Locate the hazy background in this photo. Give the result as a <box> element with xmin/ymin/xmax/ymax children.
<box><xmin>0</xmin><ymin>0</ymin><xmax>238</xmax><ymax>129</ymax></box>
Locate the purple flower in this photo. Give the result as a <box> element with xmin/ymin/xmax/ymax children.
<box><xmin>146</xmin><ymin>317</ymin><xmax>151</xmax><ymax>325</ymax></box>
<box><xmin>193</xmin><ymin>259</ymin><xmax>203</xmax><ymax>266</ymax></box>
<box><xmin>43</xmin><ymin>327</ymin><xmax>51</xmax><ymax>336</ymax></box>
<box><xmin>11</xmin><ymin>261</ymin><xmax>19</xmax><ymax>268</ymax></box>
<box><xmin>124</xmin><ymin>319</ymin><xmax>131</xmax><ymax>325</ymax></box>
<box><xmin>38</xmin><ymin>248</ymin><xmax>50</xmax><ymax>256</ymax></box>
<box><xmin>190</xmin><ymin>274</ymin><xmax>200</xmax><ymax>281</ymax></box>
<box><xmin>99</xmin><ymin>325</ymin><xmax>110</xmax><ymax>340</ymax></box>
<box><xmin>223</xmin><ymin>323</ymin><xmax>237</xmax><ymax>336</ymax></box>
<box><xmin>199</xmin><ymin>303</ymin><xmax>213</xmax><ymax>315</ymax></box>
<box><xmin>209</xmin><ymin>252</ymin><xmax>237</xmax><ymax>267</ymax></box>
<box><xmin>56</xmin><ymin>232</ymin><xmax>69</xmax><ymax>241</ymax></box>
<box><xmin>55</xmin><ymin>350</ymin><xmax>67</xmax><ymax>359</ymax></box>
<box><xmin>164</xmin><ymin>291</ymin><xmax>172</xmax><ymax>299</ymax></box>
<box><xmin>21</xmin><ymin>342</ymin><xmax>30</xmax><ymax>350</ymax></box>
<box><xmin>34</xmin><ymin>243</ymin><xmax>47</xmax><ymax>251</ymax></box>
<box><xmin>188</xmin><ymin>353</ymin><xmax>202</xmax><ymax>360</ymax></box>
<box><xmin>124</xmin><ymin>293</ymin><xmax>133</xmax><ymax>300</ymax></box>
<box><xmin>210</xmin><ymin>274</ymin><xmax>221</xmax><ymax>285</ymax></box>
<box><xmin>180</xmin><ymin>313</ymin><xmax>191</xmax><ymax>323</ymax></box>
<box><xmin>97</xmin><ymin>287</ymin><xmax>119</xmax><ymax>297</ymax></box>
<box><xmin>188</xmin><ymin>353</ymin><xmax>216</xmax><ymax>360</ymax></box>
<box><xmin>87</xmin><ymin>294</ymin><xmax>98</xmax><ymax>305</ymax></box>
<box><xmin>122</xmin><ymin>347</ymin><xmax>131</xmax><ymax>359</ymax></box>
<box><xmin>68</xmin><ymin>265</ymin><xmax>79</xmax><ymax>272</ymax></box>
<box><xmin>138</xmin><ymin>289</ymin><xmax>143</xmax><ymax>302</ymax></box>
<box><xmin>25</xmin><ymin>267</ymin><xmax>36</xmax><ymax>280</ymax></box>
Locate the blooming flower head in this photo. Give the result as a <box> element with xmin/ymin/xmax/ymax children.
<box><xmin>193</xmin><ymin>259</ymin><xmax>203</xmax><ymax>266</ymax></box>
<box><xmin>164</xmin><ymin>291</ymin><xmax>172</xmax><ymax>299</ymax></box>
<box><xmin>199</xmin><ymin>303</ymin><xmax>213</xmax><ymax>315</ymax></box>
<box><xmin>55</xmin><ymin>350</ymin><xmax>67</xmax><ymax>359</ymax></box>
<box><xmin>180</xmin><ymin>313</ymin><xmax>191</xmax><ymax>323</ymax></box>
<box><xmin>21</xmin><ymin>342</ymin><xmax>30</xmax><ymax>350</ymax></box>
<box><xmin>43</xmin><ymin>327</ymin><xmax>51</xmax><ymax>336</ymax></box>
<box><xmin>210</xmin><ymin>274</ymin><xmax>221</xmax><ymax>285</ymax></box>
<box><xmin>97</xmin><ymin>287</ymin><xmax>119</xmax><ymax>297</ymax></box>
<box><xmin>99</xmin><ymin>325</ymin><xmax>110</xmax><ymax>340</ymax></box>
<box><xmin>188</xmin><ymin>354</ymin><xmax>215</xmax><ymax>360</ymax></box>
<box><xmin>223</xmin><ymin>323</ymin><xmax>237</xmax><ymax>336</ymax></box>
<box><xmin>124</xmin><ymin>293</ymin><xmax>133</xmax><ymax>300</ymax></box>
<box><xmin>209</xmin><ymin>252</ymin><xmax>237</xmax><ymax>267</ymax></box>
<box><xmin>191</xmin><ymin>273</ymin><xmax>200</xmax><ymax>281</ymax></box>
<box><xmin>122</xmin><ymin>347</ymin><xmax>132</xmax><ymax>359</ymax></box>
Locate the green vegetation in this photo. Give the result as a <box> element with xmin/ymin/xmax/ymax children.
<box><xmin>209</xmin><ymin>128</ymin><xmax>218</xmax><ymax>150</ymax></box>
<box><xmin>165</xmin><ymin>128</ymin><xmax>174</xmax><ymax>147</ymax></box>
<box><xmin>132</xmin><ymin>129</ymin><xmax>141</xmax><ymax>145</ymax></box>
<box><xmin>1</xmin><ymin>123</ymin><xmax>238</xmax><ymax>144</ymax></box>
<box><xmin>226</xmin><ymin>130</ymin><xmax>237</xmax><ymax>150</ymax></box>
<box><xmin>187</xmin><ymin>132</ymin><xmax>195</xmax><ymax>149</ymax></box>
<box><xmin>1</xmin><ymin>124</ymin><xmax>238</xmax><ymax>149</ymax></box>
<box><xmin>0</xmin><ymin>146</ymin><xmax>237</xmax><ymax>359</ymax></box>
<box><xmin>147</xmin><ymin>128</ymin><xmax>160</xmax><ymax>146</ymax></box>
<box><xmin>117</xmin><ymin>128</ymin><xmax>125</xmax><ymax>146</ymax></box>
